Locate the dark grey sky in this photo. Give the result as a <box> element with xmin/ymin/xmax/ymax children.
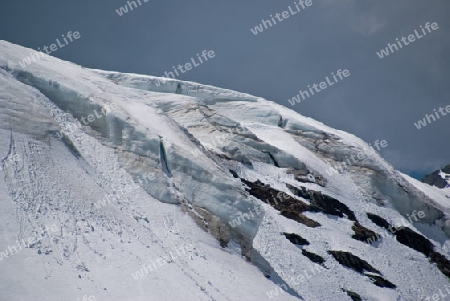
<box><xmin>1</xmin><ymin>0</ymin><xmax>449</xmax><ymax>179</ymax></box>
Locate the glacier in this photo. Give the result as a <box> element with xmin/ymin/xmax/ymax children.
<box><xmin>1</xmin><ymin>40</ymin><xmax>450</xmax><ymax>300</ymax></box>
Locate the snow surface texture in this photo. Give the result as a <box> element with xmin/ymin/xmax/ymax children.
<box><xmin>0</xmin><ymin>40</ymin><xmax>449</xmax><ymax>300</ymax></box>
<box><xmin>438</xmin><ymin>171</ymin><xmax>450</xmax><ymax>188</ymax></box>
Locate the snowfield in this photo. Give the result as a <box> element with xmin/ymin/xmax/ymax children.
<box><xmin>0</xmin><ymin>40</ymin><xmax>449</xmax><ymax>301</ymax></box>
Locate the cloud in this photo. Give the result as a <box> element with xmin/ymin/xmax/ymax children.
<box><xmin>353</xmin><ymin>14</ymin><xmax>386</xmax><ymax>35</ymax></box>
<box><xmin>319</xmin><ymin>0</ymin><xmax>386</xmax><ymax>34</ymax></box>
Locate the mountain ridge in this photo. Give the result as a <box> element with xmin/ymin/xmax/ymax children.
<box><xmin>422</xmin><ymin>164</ymin><xmax>450</xmax><ymax>189</ymax></box>
<box><xmin>1</xmin><ymin>40</ymin><xmax>449</xmax><ymax>301</ymax></box>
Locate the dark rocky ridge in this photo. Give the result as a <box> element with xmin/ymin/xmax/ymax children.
<box><xmin>422</xmin><ymin>164</ymin><xmax>450</xmax><ymax>189</ymax></box>
<box><xmin>328</xmin><ymin>250</ymin><xmax>380</xmax><ymax>274</ymax></box>
<box><xmin>282</xmin><ymin>233</ymin><xmax>326</xmax><ymax>266</ymax></box>
<box><xmin>283</xmin><ymin>232</ymin><xmax>309</xmax><ymax>246</ymax></box>
<box><xmin>285</xmin><ymin>183</ymin><xmax>380</xmax><ymax>244</ymax></box>
<box><xmin>342</xmin><ymin>289</ymin><xmax>362</xmax><ymax>301</ymax></box>
<box><xmin>241</xmin><ymin>178</ymin><xmax>381</xmax><ymax>244</ymax></box>
<box><xmin>367</xmin><ymin>212</ymin><xmax>450</xmax><ymax>278</ymax></box>
<box><xmin>285</xmin><ymin>183</ymin><xmax>356</xmax><ymax>221</ymax></box>
<box><xmin>351</xmin><ymin>222</ymin><xmax>379</xmax><ymax>243</ymax></box>
<box><xmin>241</xmin><ymin>178</ymin><xmax>399</xmax><ymax>290</ymax></box>
<box><xmin>241</xmin><ymin>179</ymin><xmax>321</xmax><ymax>227</ymax></box>
<box><xmin>301</xmin><ymin>249</ymin><xmax>326</xmax><ymax>266</ymax></box>
<box><xmin>328</xmin><ymin>251</ymin><xmax>396</xmax><ymax>289</ymax></box>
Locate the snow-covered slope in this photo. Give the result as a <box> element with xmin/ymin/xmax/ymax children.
<box><xmin>1</xmin><ymin>40</ymin><xmax>450</xmax><ymax>301</ymax></box>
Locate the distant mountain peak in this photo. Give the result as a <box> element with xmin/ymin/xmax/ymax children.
<box><xmin>422</xmin><ymin>164</ymin><xmax>450</xmax><ymax>189</ymax></box>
